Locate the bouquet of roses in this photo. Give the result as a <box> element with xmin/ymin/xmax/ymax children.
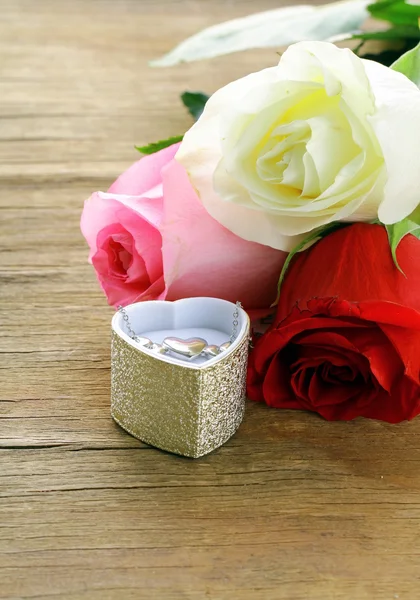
<box><xmin>81</xmin><ymin>39</ymin><xmax>420</xmax><ymax>424</ymax></box>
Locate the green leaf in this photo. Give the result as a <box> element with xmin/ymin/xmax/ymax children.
<box><xmin>359</xmin><ymin>45</ymin><xmax>415</xmax><ymax>65</ymax></box>
<box><xmin>391</xmin><ymin>40</ymin><xmax>420</xmax><ymax>86</ymax></box>
<box><xmin>150</xmin><ymin>0</ymin><xmax>369</xmax><ymax>66</ymax></box>
<box><xmin>385</xmin><ymin>215</ymin><xmax>420</xmax><ymax>273</ymax></box>
<box><xmin>273</xmin><ymin>222</ymin><xmax>350</xmax><ymax>306</ymax></box>
<box><xmin>181</xmin><ymin>91</ymin><xmax>209</xmax><ymax>121</ymax></box>
<box><xmin>352</xmin><ymin>25</ymin><xmax>420</xmax><ymax>40</ymax></box>
<box><xmin>367</xmin><ymin>0</ymin><xmax>420</xmax><ymax>27</ymax></box>
<box><xmin>135</xmin><ymin>135</ymin><xmax>183</xmax><ymax>155</ymax></box>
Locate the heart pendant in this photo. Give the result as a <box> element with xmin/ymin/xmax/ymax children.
<box><xmin>162</xmin><ymin>337</ymin><xmax>208</xmax><ymax>360</ymax></box>
<box><xmin>203</xmin><ymin>344</ymin><xmax>221</xmax><ymax>357</ymax></box>
<box><xmin>135</xmin><ymin>335</ymin><xmax>153</xmax><ymax>348</ymax></box>
<box><xmin>219</xmin><ymin>341</ymin><xmax>232</xmax><ymax>352</ymax></box>
<box><xmin>150</xmin><ymin>342</ymin><xmax>169</xmax><ymax>355</ymax></box>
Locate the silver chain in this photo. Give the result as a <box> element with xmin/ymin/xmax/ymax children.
<box><xmin>230</xmin><ymin>301</ymin><xmax>241</xmax><ymax>342</ymax></box>
<box><xmin>118</xmin><ymin>305</ymin><xmax>141</xmax><ymax>342</ymax></box>
<box><xmin>118</xmin><ymin>301</ymin><xmax>242</xmax><ymax>344</ymax></box>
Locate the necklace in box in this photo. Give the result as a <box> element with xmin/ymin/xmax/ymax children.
<box><xmin>111</xmin><ymin>297</ymin><xmax>250</xmax><ymax>458</ymax></box>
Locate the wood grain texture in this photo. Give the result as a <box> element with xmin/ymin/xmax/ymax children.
<box><xmin>1</xmin><ymin>1</ymin><xmax>419</xmax><ymax>598</ymax></box>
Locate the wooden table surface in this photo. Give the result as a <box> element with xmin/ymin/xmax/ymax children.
<box><xmin>1</xmin><ymin>1</ymin><xmax>419</xmax><ymax>598</ymax></box>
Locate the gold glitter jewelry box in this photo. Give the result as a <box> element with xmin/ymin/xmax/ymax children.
<box><xmin>111</xmin><ymin>298</ymin><xmax>250</xmax><ymax>458</ymax></box>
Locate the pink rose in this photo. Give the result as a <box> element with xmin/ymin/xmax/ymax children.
<box><xmin>81</xmin><ymin>144</ymin><xmax>177</xmax><ymax>306</ymax></box>
<box><xmin>81</xmin><ymin>144</ymin><xmax>286</xmax><ymax>314</ymax></box>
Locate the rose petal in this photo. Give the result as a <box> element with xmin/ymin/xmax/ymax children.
<box><xmin>362</xmin><ymin>377</ymin><xmax>420</xmax><ymax>423</ymax></box>
<box><xmin>307</xmin><ymin>370</ymin><xmax>364</xmax><ymax>407</ymax></box>
<box><xmin>361</xmin><ymin>60</ymin><xmax>420</xmax><ymax>224</ymax></box>
<box><xmin>278</xmin><ymin>224</ymin><xmax>420</xmax><ymax>320</ymax></box>
<box><xmin>161</xmin><ymin>160</ymin><xmax>286</xmax><ymax>313</ymax></box>
<box><xmin>109</xmin><ymin>143</ymin><xmax>181</xmax><ymax>196</ymax></box>
<box><xmin>378</xmin><ymin>325</ymin><xmax>420</xmax><ymax>385</ymax></box>
<box><xmin>262</xmin><ymin>352</ymin><xmax>301</xmax><ymax>409</ymax></box>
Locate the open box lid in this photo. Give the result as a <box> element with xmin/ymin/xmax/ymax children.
<box><xmin>112</xmin><ymin>297</ymin><xmax>250</xmax><ymax>369</ymax></box>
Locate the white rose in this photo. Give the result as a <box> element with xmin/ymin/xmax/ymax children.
<box><xmin>176</xmin><ymin>41</ymin><xmax>420</xmax><ymax>251</ymax></box>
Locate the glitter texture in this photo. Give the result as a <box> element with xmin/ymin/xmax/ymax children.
<box><xmin>111</xmin><ymin>329</ymin><xmax>249</xmax><ymax>458</ymax></box>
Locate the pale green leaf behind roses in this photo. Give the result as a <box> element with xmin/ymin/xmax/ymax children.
<box><xmin>151</xmin><ymin>0</ymin><xmax>369</xmax><ymax>66</ymax></box>
<box><xmin>392</xmin><ymin>40</ymin><xmax>420</xmax><ymax>86</ymax></box>
<box><xmin>176</xmin><ymin>41</ymin><xmax>420</xmax><ymax>251</ymax></box>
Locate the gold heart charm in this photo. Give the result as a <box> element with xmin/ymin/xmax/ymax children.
<box><xmin>162</xmin><ymin>337</ymin><xmax>208</xmax><ymax>360</ymax></box>
<box><xmin>220</xmin><ymin>341</ymin><xmax>232</xmax><ymax>352</ymax></box>
<box><xmin>134</xmin><ymin>335</ymin><xmax>153</xmax><ymax>347</ymax></box>
<box><xmin>203</xmin><ymin>344</ymin><xmax>221</xmax><ymax>357</ymax></box>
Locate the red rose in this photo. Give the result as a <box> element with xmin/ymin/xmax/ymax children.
<box><xmin>247</xmin><ymin>223</ymin><xmax>420</xmax><ymax>423</ymax></box>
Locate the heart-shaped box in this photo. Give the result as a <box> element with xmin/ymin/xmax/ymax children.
<box><xmin>111</xmin><ymin>298</ymin><xmax>250</xmax><ymax>458</ymax></box>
